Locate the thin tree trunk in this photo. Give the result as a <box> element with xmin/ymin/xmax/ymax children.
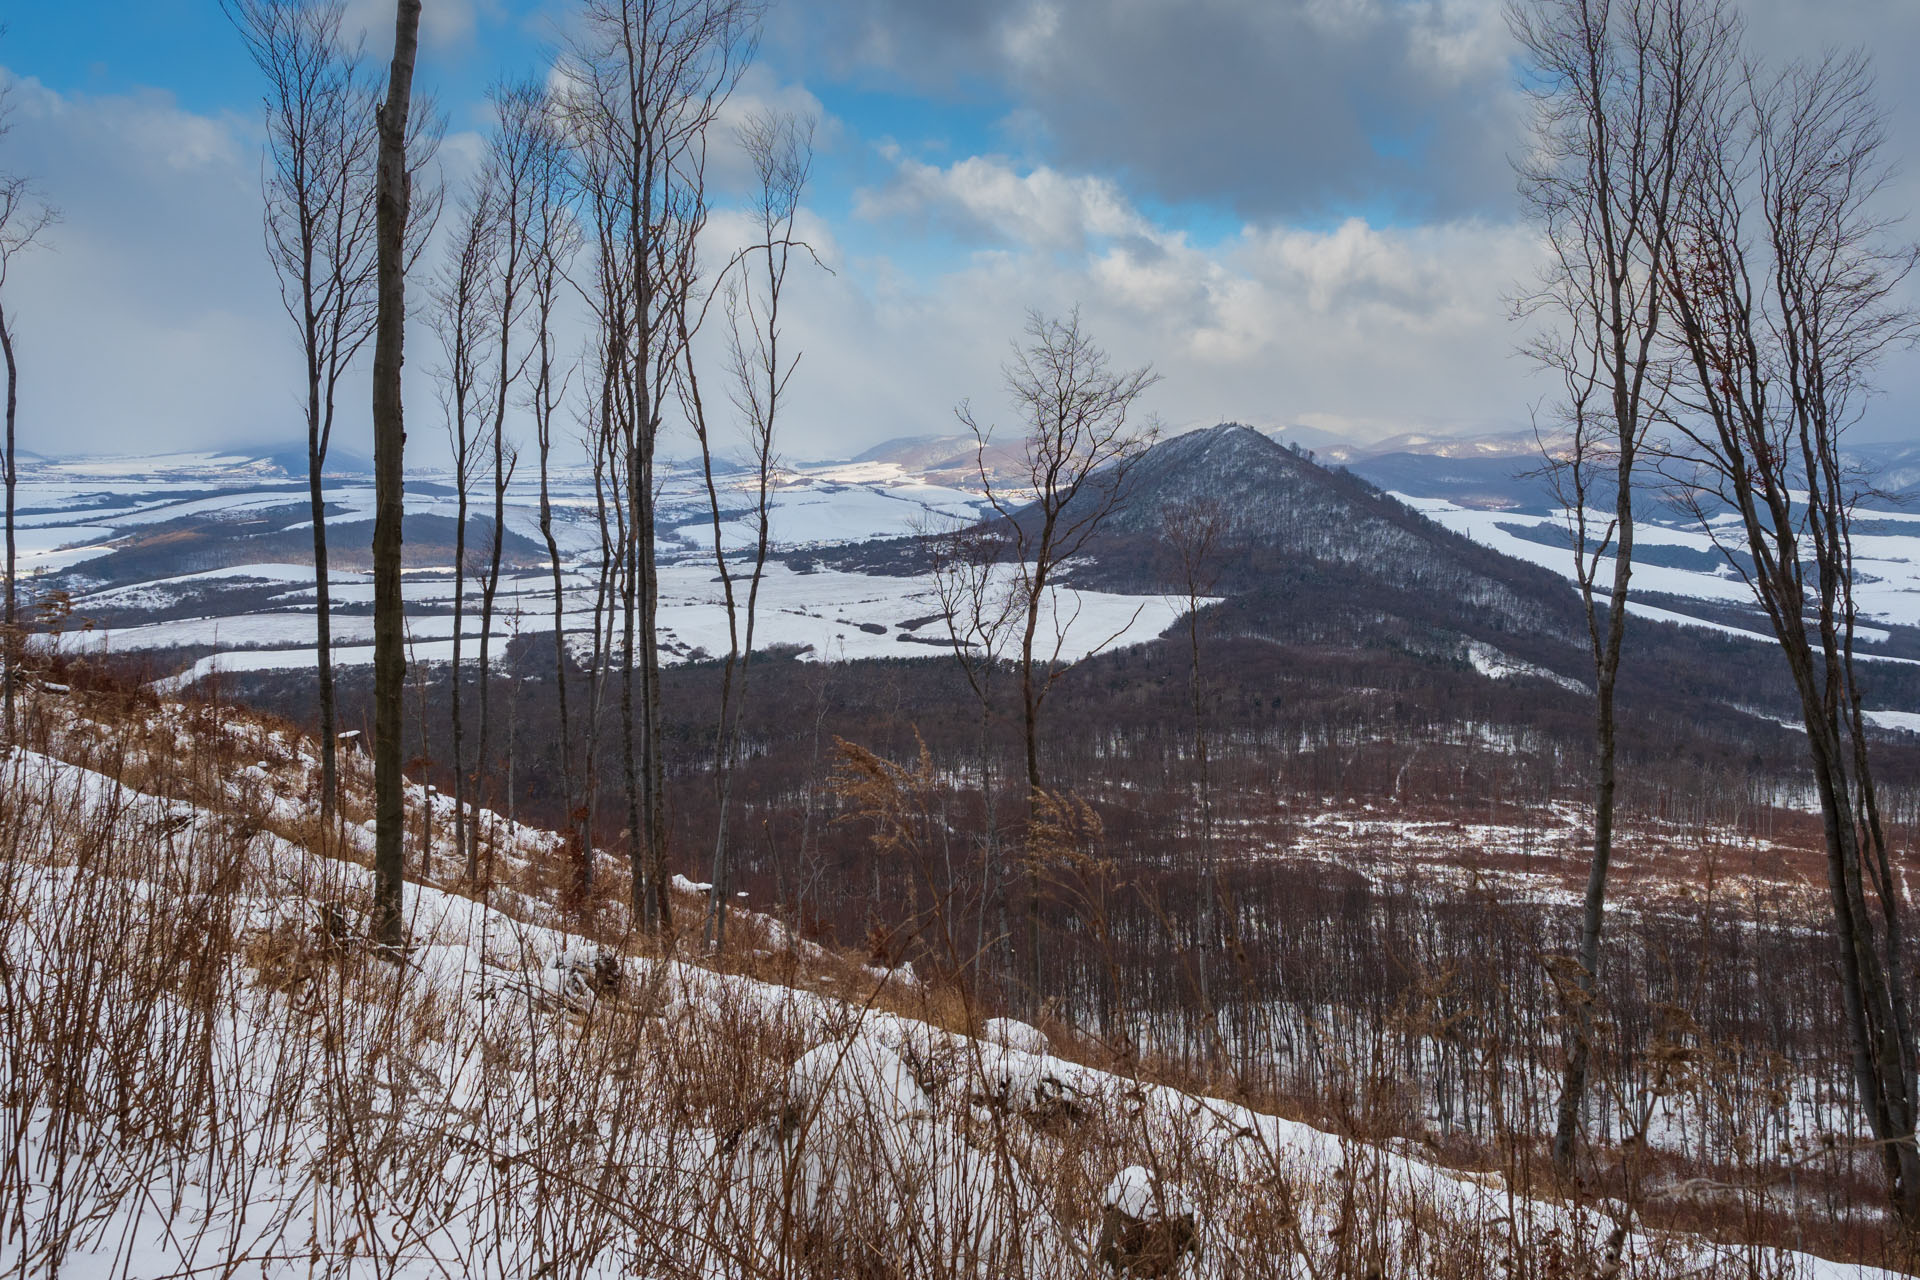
<box><xmin>370</xmin><ymin>0</ymin><xmax>422</xmax><ymax>951</ymax></box>
<box><xmin>1</xmin><ymin>306</ymin><xmax>16</xmax><ymax>745</ymax></box>
<box><xmin>475</xmin><ymin>451</ymin><xmax>508</xmax><ymax>882</ymax></box>
<box><xmin>640</xmin><ymin>449</ymin><xmax>670</xmax><ymax>931</ymax></box>
<box><xmin>475</xmin><ymin>207</ymin><xmax>521</xmax><ymax>886</ymax></box>
<box><xmin>1555</xmin><ymin>475</ymin><xmax>1635</xmax><ymax>1174</ymax></box>
<box><xmin>536</xmin><ymin>361</ymin><xmax>581</xmax><ymax>897</ymax></box>
<box><xmin>309</xmin><ymin>433</ymin><xmax>337</xmax><ymax>825</ymax></box>
<box><xmin>452</xmin><ymin>459</ymin><xmax>471</xmax><ymax>879</ymax></box>
<box><xmin>620</xmin><ymin>436</ymin><xmax>645</xmax><ymax>929</ymax></box>
<box><xmin>1020</xmin><ymin>543</ymin><xmax>1051</xmax><ymax>1016</ymax></box>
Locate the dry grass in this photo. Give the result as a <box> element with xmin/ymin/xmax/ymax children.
<box><xmin>0</xmin><ymin>666</ymin><xmax>1908</xmax><ymax>1277</ymax></box>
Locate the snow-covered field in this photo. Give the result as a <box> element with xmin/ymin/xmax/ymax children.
<box><xmin>24</xmin><ymin>451</ymin><xmax>1192</xmax><ymax>684</ymax></box>
<box><xmin>1399</xmin><ymin>494</ymin><xmax>1920</xmax><ymax>640</ymax></box>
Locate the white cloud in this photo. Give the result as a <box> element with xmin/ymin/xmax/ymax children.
<box><xmin>837</xmin><ymin>152</ymin><xmax>1547</xmax><ymax>443</ymax></box>
<box><xmin>855</xmin><ymin>157</ymin><xmax>1149</xmax><ymax>253</ymax></box>
<box><xmin>342</xmin><ymin>0</ymin><xmax>494</xmax><ymax>53</ymax></box>
<box><xmin>0</xmin><ymin>72</ymin><xmax>463</xmax><ymax>462</ymax></box>
<box><xmin>0</xmin><ymin>75</ymin><xmax>303</xmax><ymax>455</ymax></box>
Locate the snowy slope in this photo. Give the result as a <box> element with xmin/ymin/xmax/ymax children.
<box><xmin>0</xmin><ymin>691</ymin><xmax>1898</xmax><ymax>1279</ymax></box>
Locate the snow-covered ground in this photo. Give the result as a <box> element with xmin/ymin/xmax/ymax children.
<box><xmin>0</xmin><ymin>691</ymin><xmax>1895</xmax><ymax>1279</ymax></box>
<box><xmin>23</xmin><ymin>451</ymin><xmax>1195</xmax><ymax>684</ymax></box>
<box><xmin>1399</xmin><ymin>495</ymin><xmax>1920</xmax><ymax>636</ymax></box>
<box><xmin>69</xmin><ymin>558</ymin><xmax>1195</xmax><ymax>686</ymax></box>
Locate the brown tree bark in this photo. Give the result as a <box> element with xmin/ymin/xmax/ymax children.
<box><xmin>370</xmin><ymin>0</ymin><xmax>421</xmax><ymax>950</ymax></box>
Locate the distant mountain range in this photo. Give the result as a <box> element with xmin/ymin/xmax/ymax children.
<box><xmin>851</xmin><ymin>422</ymin><xmax>1920</xmax><ymax>514</ymax></box>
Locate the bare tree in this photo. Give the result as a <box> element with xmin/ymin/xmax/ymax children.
<box><xmin>0</xmin><ymin>93</ymin><xmax>55</xmax><ymax>744</ymax></box>
<box><xmin>1509</xmin><ymin>0</ymin><xmax>1738</xmax><ymax>1175</ymax></box>
<box><xmin>1162</xmin><ymin>497</ymin><xmax>1222</xmax><ymax>1019</ymax></box>
<box><xmin>225</xmin><ymin>0</ymin><xmax>380</xmax><ymax>828</ymax></box>
<box><xmin>959</xmin><ymin>309</ymin><xmax>1158</xmax><ymax>1011</ymax></box>
<box><xmin>370</xmin><ymin>0</ymin><xmax>424</xmax><ymax>951</ymax></box>
<box><xmin>521</xmin><ymin>83</ymin><xmax>588</xmax><ymax>899</ymax></box>
<box><xmin>472</xmin><ymin>83</ymin><xmax>545</xmax><ymax>883</ymax></box>
<box><xmin>431</xmin><ymin>178</ymin><xmax>496</xmax><ymax>882</ymax></box>
<box><xmin>696</xmin><ymin>109</ymin><xmax>814</xmax><ymax>951</ymax></box>
<box><xmin>1661</xmin><ymin>47</ymin><xmax>1920</xmax><ymax>1222</ymax></box>
<box><xmin>578</xmin><ymin>399</ymin><xmax>626</xmax><ymax>906</ymax></box>
<box><xmin>560</xmin><ymin>0</ymin><xmax>761</xmax><ymax>934</ymax></box>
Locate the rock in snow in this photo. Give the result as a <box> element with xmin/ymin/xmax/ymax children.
<box><xmin>1099</xmin><ymin>1165</ymin><xmax>1199</xmax><ymax>1277</ymax></box>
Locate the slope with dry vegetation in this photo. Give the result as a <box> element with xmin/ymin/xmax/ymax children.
<box><xmin>0</xmin><ymin>665</ymin><xmax>1908</xmax><ymax>1278</ymax></box>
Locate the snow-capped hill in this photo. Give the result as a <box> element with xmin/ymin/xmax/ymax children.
<box><xmin>1058</xmin><ymin>423</ymin><xmax>1587</xmax><ymax>657</ymax></box>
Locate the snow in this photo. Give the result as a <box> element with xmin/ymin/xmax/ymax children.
<box><xmin>13</xmin><ymin>453</ymin><xmax>1195</xmax><ymax>684</ymax></box>
<box><xmin>982</xmin><ymin>1016</ymin><xmax>1050</xmax><ymax>1055</ymax></box>
<box><xmin>785</xmin><ymin>1039</ymin><xmax>932</xmax><ymax>1123</ymax></box>
<box><xmin>1104</xmin><ymin>1164</ymin><xmax>1194</xmax><ymax>1221</ymax></box>
<box><xmin>0</xmin><ymin>694</ymin><xmax>1902</xmax><ymax>1279</ymax></box>
<box><xmin>1463</xmin><ymin>639</ymin><xmax>1586</xmax><ymax>691</ymax></box>
<box><xmin>1402</xmin><ymin>494</ymin><xmax>1920</xmax><ymax>639</ymax></box>
<box><xmin>72</xmin><ymin>558</ymin><xmax>1196</xmax><ymax>687</ymax></box>
<box><xmin>1623</xmin><ymin>602</ymin><xmax>1920</xmax><ymax>665</ymax></box>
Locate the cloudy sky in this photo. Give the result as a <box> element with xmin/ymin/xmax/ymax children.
<box><xmin>2</xmin><ymin>0</ymin><xmax>1917</xmax><ymax>462</ymax></box>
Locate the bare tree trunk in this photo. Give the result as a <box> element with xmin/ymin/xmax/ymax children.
<box><xmin>1</xmin><ymin>305</ymin><xmax>16</xmax><ymax>745</ymax></box>
<box><xmin>1661</xmin><ymin>45</ymin><xmax>1920</xmax><ymax>1221</ymax></box>
<box><xmin>226</xmin><ymin>0</ymin><xmax>386</xmax><ymax>829</ymax></box>
<box><xmin>474</xmin><ymin>100</ymin><xmax>532</xmax><ymax>884</ymax></box>
<box><xmin>370</xmin><ymin>0</ymin><xmax>422</xmax><ymax>951</ymax></box>
<box><xmin>474</xmin><ymin>441</ymin><xmax>513</xmax><ymax>881</ymax></box>
<box><xmin>583</xmin><ymin>413</ymin><xmax>621</xmax><ymax>904</ymax></box>
<box><xmin>620</xmin><ymin>440</ymin><xmax>646</xmax><ymax>928</ymax></box>
<box><xmin>451</xmin><ymin>462</ymin><xmax>471</xmax><ymax>876</ymax></box>
<box><xmin>1164</xmin><ymin>498</ymin><xmax>1220</xmax><ymax>1034</ymax></box>
<box><xmin>433</xmin><ymin>184</ymin><xmax>492</xmax><ymax>883</ymax></box>
<box><xmin>309</xmin><ymin>411</ymin><xmax>338</xmax><ymax>824</ymax></box>
<box><xmin>694</xmin><ymin>112</ymin><xmax>812</xmax><ymax>953</ymax></box>
<box><xmin>534</xmin><ymin>333</ymin><xmax>581</xmax><ymax>896</ymax></box>
<box><xmin>564</xmin><ymin>0</ymin><xmax>758</xmax><ymax>939</ymax></box>
<box><xmin>639</xmin><ymin>446</ymin><xmax>671</xmax><ymax>931</ymax></box>
<box><xmin>1019</xmin><ymin>558</ymin><xmax>1047</xmax><ymax>1013</ymax></box>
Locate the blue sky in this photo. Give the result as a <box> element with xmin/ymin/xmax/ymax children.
<box><xmin>2</xmin><ymin>0</ymin><xmax>1916</xmax><ymax>460</ymax></box>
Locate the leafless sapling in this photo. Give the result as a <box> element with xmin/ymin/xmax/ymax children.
<box><xmin>0</xmin><ymin>88</ymin><xmax>54</xmax><ymax>745</ymax></box>
<box><xmin>430</xmin><ymin>176</ymin><xmax>497</xmax><ymax>882</ymax></box>
<box><xmin>959</xmin><ymin>308</ymin><xmax>1158</xmax><ymax>1011</ymax></box>
<box><xmin>696</xmin><ymin>109</ymin><xmax>815</xmax><ymax>951</ymax></box>
<box><xmin>559</xmin><ymin>0</ymin><xmax>761</xmax><ymax>933</ymax></box>
<box><xmin>225</xmin><ymin>0</ymin><xmax>380</xmax><ymax>828</ymax></box>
